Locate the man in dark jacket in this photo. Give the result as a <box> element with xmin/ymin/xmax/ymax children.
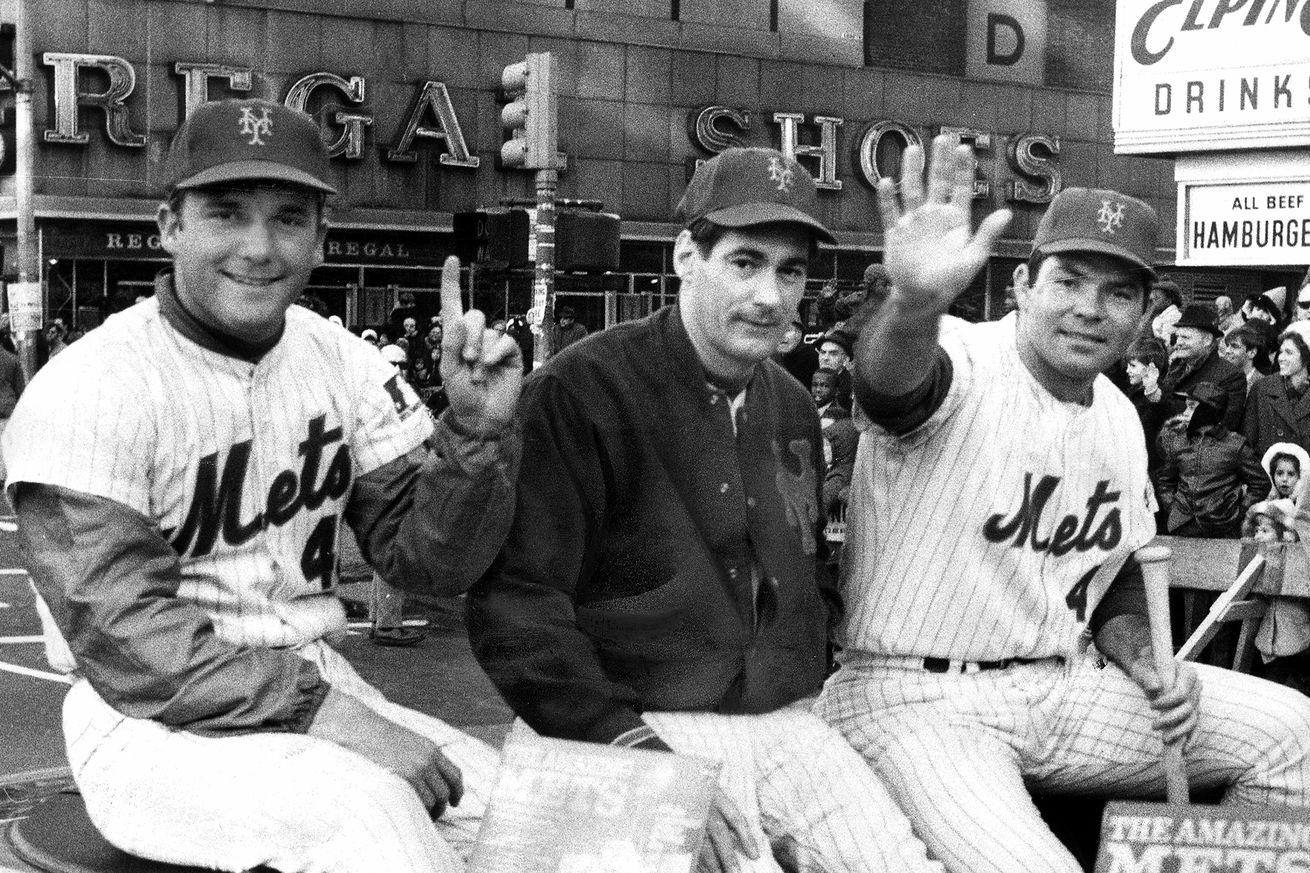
<box><xmin>1161</xmin><ymin>302</ymin><xmax>1247</xmax><ymax>432</ymax></box>
<box><xmin>468</xmin><ymin>147</ymin><xmax>937</xmax><ymax>873</ymax></box>
<box><xmin>1156</xmin><ymin>382</ymin><xmax>1267</xmax><ymax>537</ymax></box>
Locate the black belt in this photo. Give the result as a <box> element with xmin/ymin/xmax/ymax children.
<box><xmin>922</xmin><ymin>656</ymin><xmax>1053</xmax><ymax>674</ymax></box>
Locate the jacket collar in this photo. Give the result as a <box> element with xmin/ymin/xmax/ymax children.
<box><xmin>660</xmin><ymin>304</ymin><xmax>763</xmax><ymax>396</ymax></box>
<box><xmin>154</xmin><ymin>271</ymin><xmax>283</xmax><ymax>362</ymax></box>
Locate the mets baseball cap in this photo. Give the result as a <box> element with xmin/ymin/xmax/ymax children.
<box><xmin>1032</xmin><ymin>187</ymin><xmax>1158</xmax><ymax>278</ymax></box>
<box><xmin>164</xmin><ymin>98</ymin><xmax>336</xmax><ymax>195</ymax></box>
<box><xmin>675</xmin><ymin>147</ymin><xmax>836</xmax><ymax>244</ymax></box>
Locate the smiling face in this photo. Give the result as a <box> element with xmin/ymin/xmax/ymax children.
<box><xmin>1126</xmin><ymin>358</ymin><xmax>1146</xmax><ymax>386</ymax></box>
<box><xmin>158</xmin><ymin>184</ymin><xmax>326</xmax><ymax>342</ymax></box>
<box><xmin>811</xmin><ymin>370</ymin><xmax>837</xmax><ymax>406</ymax></box>
<box><xmin>1171</xmin><ymin>326</ymin><xmax>1214</xmax><ymax>364</ymax></box>
<box><xmin>1279</xmin><ymin>339</ymin><xmax>1307</xmax><ymax>379</ymax></box>
<box><xmin>1013</xmin><ymin>252</ymin><xmax>1149</xmax><ymax>402</ymax></box>
<box><xmin>1220</xmin><ymin>336</ymin><xmax>1255</xmax><ymax>369</ymax></box>
<box><xmin>674</xmin><ymin>223</ymin><xmax>811</xmax><ymax>385</ymax></box>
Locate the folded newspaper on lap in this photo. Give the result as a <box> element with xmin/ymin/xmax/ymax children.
<box><xmin>1096</xmin><ymin>800</ymin><xmax>1310</xmax><ymax>873</ymax></box>
<box><xmin>469</xmin><ymin>729</ymin><xmax>720</xmax><ymax>873</ymax></box>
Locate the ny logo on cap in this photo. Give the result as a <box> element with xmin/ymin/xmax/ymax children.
<box><xmin>238</xmin><ymin>107</ymin><xmax>273</xmax><ymax>146</ymax></box>
<box><xmin>768</xmin><ymin>156</ymin><xmax>795</xmax><ymax>193</ymax></box>
<box><xmin>1096</xmin><ymin>199</ymin><xmax>1125</xmax><ymax>235</ymax></box>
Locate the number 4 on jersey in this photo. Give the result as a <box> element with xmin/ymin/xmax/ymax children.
<box><xmin>302</xmin><ymin>515</ymin><xmax>338</xmax><ymax>588</ymax></box>
<box><xmin>1064</xmin><ymin>565</ymin><xmax>1100</xmax><ymax>622</ymax></box>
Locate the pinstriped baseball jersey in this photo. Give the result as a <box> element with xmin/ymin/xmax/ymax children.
<box><xmin>3</xmin><ymin>298</ymin><xmax>431</xmax><ymax>651</ymax></box>
<box><xmin>838</xmin><ymin>312</ymin><xmax>1155</xmax><ymax>662</ymax></box>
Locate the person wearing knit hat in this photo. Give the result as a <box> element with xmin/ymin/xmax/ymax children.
<box><xmin>1160</xmin><ymin>301</ymin><xmax>1247</xmax><ymax>431</ymax></box>
<box><xmin>1265</xmin><ymin>285</ymin><xmax>1289</xmax><ymax>314</ymax></box>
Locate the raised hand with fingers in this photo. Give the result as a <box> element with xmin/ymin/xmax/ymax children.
<box><xmin>877</xmin><ymin>134</ymin><xmax>1012</xmax><ymax>314</ymax></box>
<box><xmin>438</xmin><ymin>255</ymin><xmax>523</xmax><ymax>436</ymax></box>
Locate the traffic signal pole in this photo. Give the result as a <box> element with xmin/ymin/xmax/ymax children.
<box><xmin>499</xmin><ymin>51</ymin><xmax>560</xmax><ymax>368</ymax></box>
<box><xmin>7</xmin><ymin>0</ymin><xmax>40</xmax><ymax>382</ymax></box>
<box><xmin>533</xmin><ymin>168</ymin><xmax>557</xmax><ymax>367</ymax></box>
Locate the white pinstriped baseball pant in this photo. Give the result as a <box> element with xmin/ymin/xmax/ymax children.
<box><xmin>63</xmin><ymin>639</ymin><xmax>496</xmax><ymax>873</ymax></box>
<box><xmin>634</xmin><ymin>704</ymin><xmax>943</xmax><ymax>872</ymax></box>
<box><xmin>816</xmin><ymin>652</ymin><xmax>1310</xmax><ymax>873</ymax></box>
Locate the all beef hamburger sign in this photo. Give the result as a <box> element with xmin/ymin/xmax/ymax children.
<box><xmin>1113</xmin><ymin>0</ymin><xmax>1310</xmax><ymax>154</ymax></box>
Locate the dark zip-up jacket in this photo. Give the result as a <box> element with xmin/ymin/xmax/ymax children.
<box><xmin>467</xmin><ymin>305</ymin><xmax>839</xmax><ymax>749</ymax></box>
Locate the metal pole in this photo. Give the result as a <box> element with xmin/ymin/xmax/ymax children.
<box><xmin>10</xmin><ymin>0</ymin><xmax>41</xmax><ymax>381</ymax></box>
<box><xmin>532</xmin><ymin>168</ymin><xmax>557</xmax><ymax>367</ymax></box>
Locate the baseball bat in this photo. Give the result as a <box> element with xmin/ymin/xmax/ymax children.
<box><xmin>1136</xmin><ymin>545</ymin><xmax>1189</xmax><ymax>805</ymax></box>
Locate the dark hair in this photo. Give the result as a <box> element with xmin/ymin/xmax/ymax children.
<box><xmin>1277</xmin><ymin>328</ymin><xmax>1310</xmax><ymax>372</ymax></box>
<box><xmin>819</xmin><ymin>331</ymin><xmax>854</xmax><ymax>358</ymax></box>
<box><xmin>1271</xmin><ymin>452</ymin><xmax>1302</xmax><ymax>478</ymax></box>
<box><xmin>687</xmin><ymin>218</ymin><xmax>820</xmax><ymax>260</ymax></box>
<box><xmin>1152</xmin><ymin>277</ymin><xmax>1182</xmax><ymax>307</ymax></box>
<box><xmin>1225</xmin><ymin>324</ymin><xmax>1272</xmax><ymax>372</ymax></box>
<box><xmin>813</xmin><ymin>367</ymin><xmax>839</xmax><ymax>379</ymax></box>
<box><xmin>1126</xmin><ymin>337</ymin><xmax>1168</xmax><ymax>375</ymax></box>
<box><xmin>1026</xmin><ymin>252</ymin><xmax>1152</xmax><ymax>311</ymax></box>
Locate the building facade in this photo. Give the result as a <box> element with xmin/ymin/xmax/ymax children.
<box><xmin>1</xmin><ymin>0</ymin><xmax>1301</xmax><ymax>333</ymax></box>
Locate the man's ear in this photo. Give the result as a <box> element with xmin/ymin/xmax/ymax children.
<box><xmin>1012</xmin><ymin>262</ymin><xmax>1032</xmax><ymax>310</ymax></box>
<box><xmin>156</xmin><ymin>202</ymin><xmax>180</xmax><ymax>256</ymax></box>
<box><xmin>672</xmin><ymin>229</ymin><xmax>698</xmax><ymax>279</ymax></box>
<box><xmin>314</xmin><ymin>219</ymin><xmax>328</xmax><ymax>268</ymax></box>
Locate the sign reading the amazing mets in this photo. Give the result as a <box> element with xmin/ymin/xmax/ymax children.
<box><xmin>1113</xmin><ymin>0</ymin><xmax>1310</xmax><ymax>154</ymax></box>
<box><xmin>1095</xmin><ymin>801</ymin><xmax>1310</xmax><ymax>872</ymax></box>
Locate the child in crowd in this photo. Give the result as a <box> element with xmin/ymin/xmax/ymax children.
<box><xmin>811</xmin><ymin>367</ymin><xmax>848</xmax><ymax>426</ymax></box>
<box><xmin>1263</xmin><ymin>443</ymin><xmax>1310</xmax><ymax>502</ymax></box>
<box><xmin>1246</xmin><ymin>442</ymin><xmax>1310</xmax><ymax>694</ymax></box>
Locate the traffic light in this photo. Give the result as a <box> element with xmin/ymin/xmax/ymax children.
<box><xmin>499</xmin><ymin>52</ymin><xmax>560</xmax><ymax>171</ymax></box>
<box><xmin>556</xmin><ymin>210</ymin><xmax>621</xmax><ymax>273</ymax></box>
<box><xmin>452</xmin><ymin>208</ymin><xmax>530</xmax><ymax>269</ymax></box>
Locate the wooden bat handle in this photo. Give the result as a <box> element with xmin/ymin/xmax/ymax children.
<box><xmin>1137</xmin><ymin>545</ymin><xmax>1189</xmax><ymax>804</ymax></box>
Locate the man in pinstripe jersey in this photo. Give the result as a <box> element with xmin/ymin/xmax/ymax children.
<box><xmin>3</xmin><ymin>98</ymin><xmax>522</xmax><ymax>872</ymax></box>
<box><xmin>816</xmin><ymin>135</ymin><xmax>1310</xmax><ymax>873</ymax></box>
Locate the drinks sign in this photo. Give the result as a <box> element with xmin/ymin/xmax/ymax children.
<box><xmin>1113</xmin><ymin>0</ymin><xmax>1310</xmax><ymax>154</ymax></box>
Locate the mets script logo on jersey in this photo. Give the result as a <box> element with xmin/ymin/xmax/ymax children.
<box><xmin>983</xmin><ymin>472</ymin><xmax>1122</xmax><ymax>555</ymax></box>
<box><xmin>164</xmin><ymin>415</ymin><xmax>350</xmax><ymax>585</ymax></box>
<box><xmin>238</xmin><ymin>107</ymin><xmax>273</xmax><ymax>146</ymax></box>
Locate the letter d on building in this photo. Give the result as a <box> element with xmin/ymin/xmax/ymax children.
<box><xmin>987</xmin><ymin>13</ymin><xmax>1024</xmax><ymax>66</ymax></box>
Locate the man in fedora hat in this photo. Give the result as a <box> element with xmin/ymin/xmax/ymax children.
<box><xmin>4</xmin><ymin>97</ymin><xmax>523</xmax><ymax>872</ymax></box>
<box><xmin>1161</xmin><ymin>301</ymin><xmax>1247</xmax><ymax>431</ymax></box>
<box><xmin>470</xmin><ymin>145</ymin><xmax>939</xmax><ymax>872</ymax></box>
